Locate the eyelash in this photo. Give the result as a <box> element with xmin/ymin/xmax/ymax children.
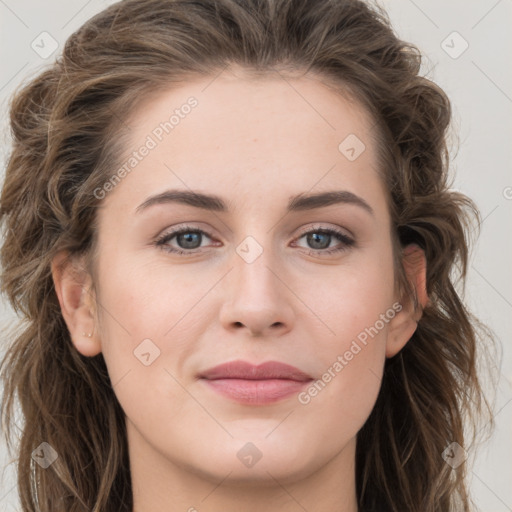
<box><xmin>154</xmin><ymin>224</ymin><xmax>355</xmax><ymax>257</ymax></box>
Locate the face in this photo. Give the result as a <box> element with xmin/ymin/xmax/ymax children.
<box><xmin>70</xmin><ymin>69</ymin><xmax>414</xmax><ymax>490</ymax></box>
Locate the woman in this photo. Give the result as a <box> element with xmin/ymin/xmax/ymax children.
<box><xmin>0</xmin><ymin>0</ymin><xmax>496</xmax><ymax>510</ymax></box>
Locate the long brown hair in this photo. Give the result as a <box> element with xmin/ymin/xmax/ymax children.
<box><xmin>0</xmin><ymin>0</ymin><xmax>497</xmax><ymax>510</ymax></box>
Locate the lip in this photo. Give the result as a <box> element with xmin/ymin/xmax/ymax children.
<box><xmin>199</xmin><ymin>360</ymin><xmax>313</xmax><ymax>381</ymax></box>
<box><xmin>198</xmin><ymin>360</ymin><xmax>313</xmax><ymax>405</ymax></box>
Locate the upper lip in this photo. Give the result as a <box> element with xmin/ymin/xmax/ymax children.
<box><xmin>199</xmin><ymin>360</ymin><xmax>313</xmax><ymax>382</ymax></box>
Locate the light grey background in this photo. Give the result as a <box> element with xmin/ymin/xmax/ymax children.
<box><xmin>0</xmin><ymin>0</ymin><xmax>511</xmax><ymax>510</ymax></box>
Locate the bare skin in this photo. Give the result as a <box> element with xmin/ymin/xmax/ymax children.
<box><xmin>52</xmin><ymin>67</ymin><xmax>427</xmax><ymax>512</ymax></box>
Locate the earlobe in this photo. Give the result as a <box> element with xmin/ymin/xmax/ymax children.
<box><xmin>386</xmin><ymin>244</ymin><xmax>428</xmax><ymax>358</ymax></box>
<box><xmin>51</xmin><ymin>250</ymin><xmax>101</xmax><ymax>357</ymax></box>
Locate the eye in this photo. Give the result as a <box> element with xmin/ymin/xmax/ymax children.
<box><xmin>293</xmin><ymin>225</ymin><xmax>355</xmax><ymax>255</ymax></box>
<box><xmin>154</xmin><ymin>224</ymin><xmax>355</xmax><ymax>256</ymax></box>
<box><xmin>155</xmin><ymin>225</ymin><xmax>216</xmax><ymax>255</ymax></box>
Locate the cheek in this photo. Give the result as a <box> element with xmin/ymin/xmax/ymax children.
<box><xmin>301</xmin><ymin>294</ymin><xmax>390</xmax><ymax>414</ymax></box>
<box><xmin>93</xmin><ymin>252</ymin><xmax>218</xmax><ymax>397</ymax></box>
<box><xmin>295</xmin><ymin>252</ymin><xmax>395</xmax><ymax>412</ymax></box>
<box><xmin>93</xmin><ymin>260</ymin><xmax>201</xmax><ymax>431</ymax></box>
<box><xmin>96</xmin><ymin>253</ymin><xmax>200</xmax><ymax>337</ymax></box>
<box><xmin>295</xmin><ymin>290</ymin><xmax>392</xmax><ymax>454</ymax></box>
<box><xmin>306</xmin><ymin>250</ymin><xmax>396</xmax><ymax>342</ymax></box>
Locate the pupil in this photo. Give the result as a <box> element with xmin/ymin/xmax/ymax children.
<box><xmin>178</xmin><ymin>232</ymin><xmax>201</xmax><ymax>249</ymax></box>
<box><xmin>308</xmin><ymin>232</ymin><xmax>330</xmax><ymax>249</ymax></box>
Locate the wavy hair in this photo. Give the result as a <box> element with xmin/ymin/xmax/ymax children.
<box><xmin>0</xmin><ymin>0</ymin><xmax>497</xmax><ymax>510</ymax></box>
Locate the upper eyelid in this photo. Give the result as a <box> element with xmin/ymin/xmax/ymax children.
<box><xmin>295</xmin><ymin>223</ymin><xmax>353</xmax><ymax>239</ymax></box>
<box><xmin>158</xmin><ymin>223</ymin><xmax>351</xmax><ymax>236</ymax></box>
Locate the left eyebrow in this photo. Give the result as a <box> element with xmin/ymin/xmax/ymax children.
<box><xmin>135</xmin><ymin>189</ymin><xmax>374</xmax><ymax>216</ymax></box>
<box><xmin>287</xmin><ymin>190</ymin><xmax>374</xmax><ymax>216</ymax></box>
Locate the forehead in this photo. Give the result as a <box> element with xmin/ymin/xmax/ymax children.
<box><xmin>104</xmin><ymin>69</ymin><xmax>386</xmax><ymax>215</ymax></box>
<box><xmin>125</xmin><ymin>69</ymin><xmax>375</xmax><ymax>151</ymax></box>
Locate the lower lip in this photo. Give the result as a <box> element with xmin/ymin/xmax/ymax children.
<box><xmin>201</xmin><ymin>378</ymin><xmax>312</xmax><ymax>405</ymax></box>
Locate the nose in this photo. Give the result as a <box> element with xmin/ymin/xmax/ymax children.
<box><xmin>219</xmin><ymin>247</ymin><xmax>295</xmax><ymax>338</ymax></box>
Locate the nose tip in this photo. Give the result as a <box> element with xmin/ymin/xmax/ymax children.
<box><xmin>219</xmin><ymin>256</ymin><xmax>294</xmax><ymax>337</ymax></box>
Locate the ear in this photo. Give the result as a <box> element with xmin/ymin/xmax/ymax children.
<box><xmin>385</xmin><ymin>244</ymin><xmax>429</xmax><ymax>358</ymax></box>
<box><xmin>51</xmin><ymin>250</ymin><xmax>101</xmax><ymax>357</ymax></box>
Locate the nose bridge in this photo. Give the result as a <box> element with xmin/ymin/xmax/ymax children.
<box><xmin>232</xmin><ymin>232</ymin><xmax>281</xmax><ymax>304</ymax></box>
<box><xmin>219</xmin><ymin>230</ymin><xmax>294</xmax><ymax>336</ymax></box>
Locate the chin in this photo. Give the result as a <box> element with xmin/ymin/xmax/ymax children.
<box><xmin>186</xmin><ymin>436</ymin><xmax>322</xmax><ymax>484</ymax></box>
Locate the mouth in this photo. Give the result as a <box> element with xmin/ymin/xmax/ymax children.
<box><xmin>198</xmin><ymin>360</ymin><xmax>314</xmax><ymax>405</ymax></box>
